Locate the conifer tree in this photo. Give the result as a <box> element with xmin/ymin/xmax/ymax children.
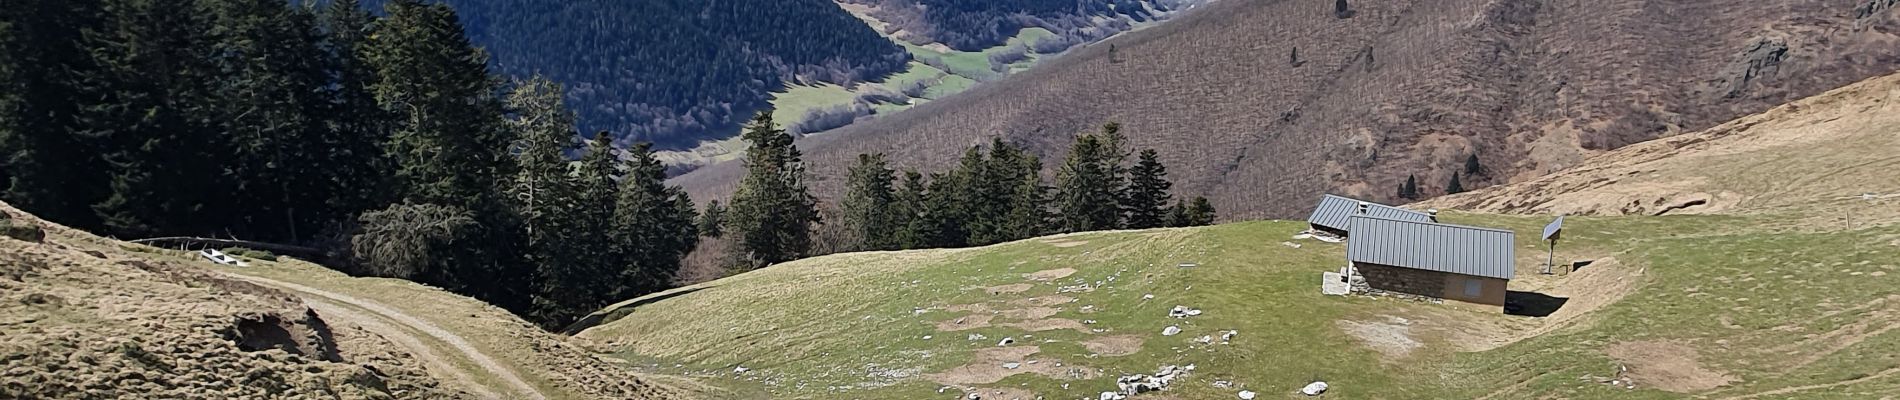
<box><xmin>208</xmin><ymin>0</ymin><xmax>337</xmax><ymax>241</ymax></box>
<box><xmin>1166</xmin><ymin>199</ymin><xmax>1191</xmax><ymax>228</ymax></box>
<box><xmin>919</xmin><ymin>171</ymin><xmax>969</xmax><ymax>248</ymax></box>
<box><xmin>87</xmin><ymin>0</ymin><xmax>227</xmax><ymax>237</ymax></box>
<box><xmin>725</xmin><ymin>111</ymin><xmax>818</xmax><ymax>269</ymax></box>
<box><xmin>1001</xmin><ymin>171</ymin><xmax>1054</xmax><ymax>240</ymax></box>
<box><xmin>505</xmin><ymin>77</ymin><xmax>586</xmax><ymax>325</ymax></box>
<box><xmin>1399</xmin><ymin>174</ymin><xmax>1419</xmax><ymax>200</ymax></box>
<box><xmin>0</xmin><ymin>0</ymin><xmax>113</xmax><ymax>229</ymax></box>
<box><xmin>841</xmin><ymin>153</ymin><xmax>900</xmax><ymax>251</ymax></box>
<box><xmin>697</xmin><ymin>200</ymin><xmax>726</xmax><ymax>238</ymax></box>
<box><xmin>1123</xmin><ymin>149</ymin><xmax>1172</xmax><ymax>229</ymax></box>
<box><xmin>367</xmin><ymin>0</ymin><xmax>509</xmax><ymax>207</ymax></box>
<box><xmin>892</xmin><ymin>170</ymin><xmax>929</xmax><ymax>249</ymax></box>
<box><xmin>1447</xmin><ymin>172</ymin><xmax>1466</xmax><ymax>195</ymax></box>
<box><xmin>1185</xmin><ymin>197</ymin><xmax>1217</xmax><ymax>226</ymax></box>
<box><xmin>1056</xmin><ymin>133</ymin><xmax>1121</xmax><ymax>232</ymax></box>
<box><xmin>316</xmin><ymin>0</ymin><xmax>391</xmax><ymax>223</ymax></box>
<box><xmin>612</xmin><ymin>142</ymin><xmax>700</xmax><ymax>297</ymax></box>
<box><xmin>1464</xmin><ymin>153</ymin><xmax>1483</xmax><ymax>177</ymax></box>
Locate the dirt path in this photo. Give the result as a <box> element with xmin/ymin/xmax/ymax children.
<box><xmin>218</xmin><ymin>272</ymin><xmax>548</xmax><ymax>400</ymax></box>
<box><xmin>301</xmin><ymin>296</ymin><xmax>503</xmax><ymax>399</ymax></box>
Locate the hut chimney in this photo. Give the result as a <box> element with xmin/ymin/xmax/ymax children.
<box><xmin>1427</xmin><ymin>209</ymin><xmax>1439</xmax><ymax>221</ymax></box>
<box><xmin>1357</xmin><ymin>202</ymin><xmax>1370</xmax><ymax>214</ymax></box>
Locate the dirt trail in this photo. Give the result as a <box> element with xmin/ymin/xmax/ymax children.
<box><xmin>300</xmin><ymin>296</ymin><xmax>502</xmax><ymax>399</ymax></box>
<box><xmin>219</xmin><ymin>272</ymin><xmax>548</xmax><ymax>400</ymax></box>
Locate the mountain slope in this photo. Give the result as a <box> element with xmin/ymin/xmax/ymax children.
<box><xmin>0</xmin><ymin>200</ymin><xmax>699</xmax><ymax>399</ymax></box>
<box><xmin>581</xmin><ymin>71</ymin><xmax>1900</xmax><ymax>398</ymax></box>
<box><xmin>672</xmin><ymin>0</ymin><xmax>1900</xmax><ymax>219</ymax></box>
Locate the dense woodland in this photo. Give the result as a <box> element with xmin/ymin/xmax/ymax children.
<box><xmin>1</xmin><ymin>0</ymin><xmax>1216</xmax><ymax>328</ymax></box>
<box><xmin>350</xmin><ymin>0</ymin><xmax>910</xmax><ymax>149</ymax></box>
<box><xmin>0</xmin><ymin>0</ymin><xmax>698</xmax><ymax>328</ymax></box>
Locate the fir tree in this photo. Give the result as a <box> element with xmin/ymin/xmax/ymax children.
<box><xmin>316</xmin><ymin>0</ymin><xmax>392</xmax><ymax>224</ymax></box>
<box><xmin>892</xmin><ymin>170</ymin><xmax>929</xmax><ymax>249</ymax></box>
<box><xmin>1464</xmin><ymin>153</ymin><xmax>1483</xmax><ymax>177</ymax></box>
<box><xmin>1399</xmin><ymin>174</ymin><xmax>1419</xmax><ymax>200</ymax></box>
<box><xmin>87</xmin><ymin>0</ymin><xmax>227</xmax><ymax>237</ymax></box>
<box><xmin>367</xmin><ymin>0</ymin><xmax>509</xmax><ymax>208</ymax></box>
<box><xmin>725</xmin><ymin>111</ymin><xmax>817</xmax><ymax>269</ymax></box>
<box><xmin>505</xmin><ymin>77</ymin><xmax>586</xmax><ymax>326</ymax></box>
<box><xmin>612</xmin><ymin>142</ymin><xmax>700</xmax><ymax>297</ymax></box>
<box><xmin>697</xmin><ymin>200</ymin><xmax>726</xmax><ymax>238</ymax></box>
<box><xmin>1166</xmin><ymin>200</ymin><xmax>1191</xmax><ymax>228</ymax></box>
<box><xmin>1185</xmin><ymin>197</ymin><xmax>1217</xmax><ymax>226</ymax></box>
<box><xmin>0</xmin><ymin>0</ymin><xmax>113</xmax><ymax>229</ymax></box>
<box><xmin>1122</xmin><ymin>149</ymin><xmax>1172</xmax><ymax>229</ymax></box>
<box><xmin>1055</xmin><ymin>133</ymin><xmax>1121</xmax><ymax>232</ymax></box>
<box><xmin>841</xmin><ymin>153</ymin><xmax>900</xmax><ymax>251</ymax></box>
<box><xmin>1447</xmin><ymin>172</ymin><xmax>1466</xmax><ymax>195</ymax></box>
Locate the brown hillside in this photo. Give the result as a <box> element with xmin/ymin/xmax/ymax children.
<box><xmin>0</xmin><ymin>201</ymin><xmax>690</xmax><ymax>399</ymax></box>
<box><xmin>674</xmin><ymin>0</ymin><xmax>1900</xmax><ymax>220</ymax></box>
<box><xmin>1416</xmin><ymin>69</ymin><xmax>1900</xmax><ymax>224</ymax></box>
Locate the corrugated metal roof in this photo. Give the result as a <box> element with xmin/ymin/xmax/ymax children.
<box><xmin>1306</xmin><ymin>194</ymin><xmax>1435</xmax><ymax>233</ymax></box>
<box><xmin>1347</xmin><ymin>216</ymin><xmax>1518</xmax><ymax>280</ymax></box>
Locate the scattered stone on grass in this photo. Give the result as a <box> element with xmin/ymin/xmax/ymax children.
<box><xmin>1301</xmin><ymin>381</ymin><xmax>1328</xmax><ymax>396</ymax></box>
<box><xmin>1239</xmin><ymin>389</ymin><xmax>1258</xmax><ymax>399</ymax></box>
<box><xmin>1162</xmin><ymin>326</ymin><xmax>1182</xmax><ymax>336</ymax></box>
<box><xmin>1168</xmin><ymin>305</ymin><xmax>1202</xmax><ymax>318</ymax></box>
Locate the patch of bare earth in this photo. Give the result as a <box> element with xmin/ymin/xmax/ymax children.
<box><xmin>1081</xmin><ymin>335</ymin><xmax>1144</xmax><ymax>356</ymax></box>
<box><xmin>1024</xmin><ymin>268</ymin><xmax>1078</xmax><ymax>281</ymax></box>
<box><xmin>925</xmin><ymin>346</ymin><xmax>1099</xmax><ymax>385</ymax></box>
<box><xmin>1606</xmin><ymin>340</ymin><xmax>1737</xmax><ymax>393</ymax></box>
<box><xmin>1337</xmin><ymin>316</ymin><xmax>1423</xmax><ymax>359</ymax></box>
<box><xmin>999</xmin><ymin>307</ymin><xmax>1059</xmax><ymax>320</ymax></box>
<box><xmin>1002</xmin><ymin>318</ymin><xmax>1090</xmax><ymax>333</ymax></box>
<box><xmin>965</xmin><ymin>387</ymin><xmax>1036</xmax><ymax>400</ymax></box>
<box><xmin>935</xmin><ymin>313</ymin><xmax>995</xmax><ymax>331</ymax></box>
<box><xmin>1009</xmin><ymin>296</ymin><xmax>1074</xmax><ymax>307</ymax></box>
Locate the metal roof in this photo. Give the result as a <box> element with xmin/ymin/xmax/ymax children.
<box><xmin>1306</xmin><ymin>194</ymin><xmax>1435</xmax><ymax>233</ymax></box>
<box><xmin>1347</xmin><ymin>216</ymin><xmax>1518</xmax><ymax>280</ymax></box>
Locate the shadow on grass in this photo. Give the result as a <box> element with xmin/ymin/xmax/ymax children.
<box><xmin>1505</xmin><ymin>291</ymin><xmax>1569</xmax><ymax>317</ymax></box>
<box><xmin>560</xmin><ymin>286</ymin><xmax>713</xmax><ymax>335</ymax></box>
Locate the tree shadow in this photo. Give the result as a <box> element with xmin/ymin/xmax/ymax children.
<box><xmin>1505</xmin><ymin>290</ymin><xmax>1569</xmax><ymax>317</ymax></box>
<box><xmin>559</xmin><ymin>286</ymin><xmax>713</xmax><ymax>335</ymax></box>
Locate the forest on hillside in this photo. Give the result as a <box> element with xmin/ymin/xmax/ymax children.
<box><xmin>352</xmin><ymin>0</ymin><xmax>911</xmax><ymax>149</ymax></box>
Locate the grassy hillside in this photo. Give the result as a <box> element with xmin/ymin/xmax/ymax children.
<box><xmin>672</xmin><ymin>0</ymin><xmax>1900</xmax><ymax>220</ymax></box>
<box><xmin>578</xmin><ymin>213</ymin><xmax>1898</xmax><ymax>399</ymax></box>
<box><xmin>588</xmin><ymin>71</ymin><xmax>1900</xmax><ymax>398</ymax></box>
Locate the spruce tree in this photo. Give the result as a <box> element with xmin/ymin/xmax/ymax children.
<box><xmin>367</xmin><ymin>0</ymin><xmax>509</xmax><ymax>207</ymax></box>
<box><xmin>919</xmin><ymin>171</ymin><xmax>968</xmax><ymax>248</ymax></box>
<box><xmin>725</xmin><ymin>111</ymin><xmax>817</xmax><ymax>269</ymax></box>
<box><xmin>1166</xmin><ymin>200</ymin><xmax>1191</xmax><ymax>227</ymax></box>
<box><xmin>968</xmin><ymin>139</ymin><xmax>1044</xmax><ymax>245</ymax></box>
<box><xmin>1185</xmin><ymin>197</ymin><xmax>1217</xmax><ymax>226</ymax></box>
<box><xmin>697</xmin><ymin>200</ymin><xmax>726</xmax><ymax>238</ymax></box>
<box><xmin>1055</xmin><ymin>133</ymin><xmax>1121</xmax><ymax>232</ymax></box>
<box><xmin>1399</xmin><ymin>174</ymin><xmax>1419</xmax><ymax>200</ymax></box>
<box><xmin>87</xmin><ymin>0</ymin><xmax>227</xmax><ymax>237</ymax></box>
<box><xmin>1123</xmin><ymin>149</ymin><xmax>1172</xmax><ymax>229</ymax></box>
<box><xmin>1447</xmin><ymin>172</ymin><xmax>1466</xmax><ymax>195</ymax></box>
<box><xmin>1464</xmin><ymin>153</ymin><xmax>1483</xmax><ymax>177</ymax></box>
<box><xmin>207</xmin><ymin>0</ymin><xmax>337</xmax><ymax>241</ymax></box>
<box><xmin>0</xmin><ymin>0</ymin><xmax>113</xmax><ymax>229</ymax></box>
<box><xmin>892</xmin><ymin>170</ymin><xmax>929</xmax><ymax>249</ymax></box>
<box><xmin>506</xmin><ymin>77</ymin><xmax>585</xmax><ymax>326</ymax></box>
<box><xmin>316</xmin><ymin>0</ymin><xmax>391</xmax><ymax>224</ymax></box>
<box><xmin>612</xmin><ymin>142</ymin><xmax>700</xmax><ymax>297</ymax></box>
<box><xmin>841</xmin><ymin>153</ymin><xmax>900</xmax><ymax>251</ymax></box>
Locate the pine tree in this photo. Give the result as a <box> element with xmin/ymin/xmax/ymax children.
<box><xmin>725</xmin><ymin>111</ymin><xmax>817</xmax><ymax>269</ymax></box>
<box><xmin>1335</xmin><ymin>0</ymin><xmax>1352</xmax><ymax>18</ymax></box>
<box><xmin>892</xmin><ymin>170</ymin><xmax>929</xmax><ymax>249</ymax></box>
<box><xmin>968</xmin><ymin>139</ymin><xmax>1045</xmax><ymax>245</ymax></box>
<box><xmin>1447</xmin><ymin>172</ymin><xmax>1466</xmax><ymax>195</ymax></box>
<box><xmin>1399</xmin><ymin>174</ymin><xmax>1419</xmax><ymax>200</ymax></box>
<box><xmin>697</xmin><ymin>200</ymin><xmax>726</xmax><ymax>238</ymax></box>
<box><xmin>841</xmin><ymin>153</ymin><xmax>900</xmax><ymax>251</ymax></box>
<box><xmin>87</xmin><ymin>0</ymin><xmax>228</xmax><ymax>237</ymax></box>
<box><xmin>1001</xmin><ymin>171</ymin><xmax>1054</xmax><ymax>240</ymax></box>
<box><xmin>505</xmin><ymin>77</ymin><xmax>585</xmax><ymax>326</ymax></box>
<box><xmin>316</xmin><ymin>0</ymin><xmax>391</xmax><ymax>225</ymax></box>
<box><xmin>1123</xmin><ymin>149</ymin><xmax>1172</xmax><ymax>229</ymax></box>
<box><xmin>919</xmin><ymin>171</ymin><xmax>968</xmax><ymax>248</ymax></box>
<box><xmin>1098</xmin><ymin>123</ymin><xmax>1131</xmax><ymax>228</ymax></box>
<box><xmin>1166</xmin><ymin>200</ymin><xmax>1191</xmax><ymax>228</ymax></box>
<box><xmin>1185</xmin><ymin>197</ymin><xmax>1217</xmax><ymax>226</ymax></box>
<box><xmin>367</xmin><ymin>0</ymin><xmax>509</xmax><ymax>208</ymax></box>
<box><xmin>1464</xmin><ymin>153</ymin><xmax>1483</xmax><ymax>177</ymax></box>
<box><xmin>1055</xmin><ymin>133</ymin><xmax>1121</xmax><ymax>232</ymax></box>
<box><xmin>612</xmin><ymin>142</ymin><xmax>700</xmax><ymax>297</ymax></box>
<box><xmin>0</xmin><ymin>0</ymin><xmax>113</xmax><ymax>229</ymax></box>
<box><xmin>207</xmin><ymin>0</ymin><xmax>338</xmax><ymax>241</ymax></box>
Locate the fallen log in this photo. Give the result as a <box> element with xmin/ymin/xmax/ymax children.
<box><xmin>129</xmin><ymin>236</ymin><xmax>326</xmax><ymax>260</ymax></box>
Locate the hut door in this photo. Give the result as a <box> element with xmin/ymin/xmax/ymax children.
<box><xmin>1463</xmin><ymin>279</ymin><xmax>1482</xmax><ymax>298</ymax></box>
